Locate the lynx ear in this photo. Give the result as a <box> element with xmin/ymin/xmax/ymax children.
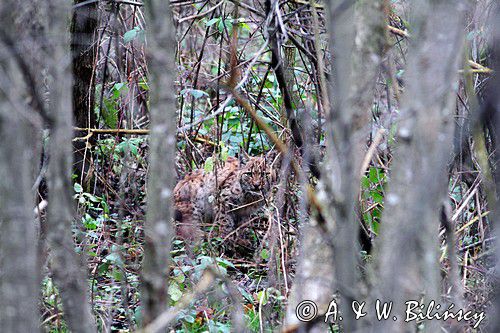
<box><xmin>239</xmin><ymin>148</ymin><xmax>250</xmax><ymax>164</ymax></box>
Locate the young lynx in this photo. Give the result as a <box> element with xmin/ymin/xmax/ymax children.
<box><xmin>174</xmin><ymin>155</ymin><xmax>273</xmax><ymax>247</ymax></box>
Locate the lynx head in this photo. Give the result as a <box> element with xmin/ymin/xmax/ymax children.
<box><xmin>239</xmin><ymin>155</ymin><xmax>275</xmax><ymax>201</ymax></box>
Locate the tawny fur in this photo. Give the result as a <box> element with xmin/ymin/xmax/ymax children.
<box><xmin>173</xmin><ymin>156</ymin><xmax>272</xmax><ymax>244</ymax></box>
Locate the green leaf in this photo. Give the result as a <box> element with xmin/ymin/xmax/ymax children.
<box><xmin>123</xmin><ymin>26</ymin><xmax>144</xmax><ymax>44</ymax></box>
<box><xmin>204</xmin><ymin>156</ymin><xmax>214</xmax><ymax>173</ymax></box>
<box><xmin>239</xmin><ymin>286</ymin><xmax>253</xmax><ymax>302</ymax></box>
<box><xmin>224</xmin><ymin>19</ymin><xmax>233</xmax><ymax>34</ymax></box>
<box><xmin>396</xmin><ymin>69</ymin><xmax>405</xmax><ymax>79</ymax></box>
<box><xmin>105</xmin><ymin>252</ymin><xmax>124</xmax><ymax>268</ymax></box>
<box><xmin>212</xmin><ymin>17</ymin><xmax>234</xmax><ymax>34</ymax></box>
<box><xmin>372</xmin><ymin>192</ymin><xmax>384</xmax><ymax>204</ymax></box>
<box><xmin>83</xmin><ymin>193</ymin><xmax>100</xmax><ymax>203</ymax></box>
<box><xmin>112</xmin><ymin>269</ymin><xmax>123</xmax><ymax>281</ymax></box>
<box><xmin>360</xmin><ymin>176</ymin><xmax>370</xmax><ymax>189</ymax></box>
<box><xmin>74</xmin><ymin>183</ymin><xmax>83</xmax><ymax>193</ymax></box>
<box><xmin>113</xmin><ymin>82</ymin><xmax>125</xmax><ymax>92</ymax></box>
<box><xmin>183</xmin><ymin>315</ymin><xmax>195</xmax><ymax>323</ymax></box>
<box><xmin>369</xmin><ymin>167</ymin><xmax>379</xmax><ymax>182</ymax></box>
<box><xmin>102</xmin><ymin>103</ymin><xmax>118</xmax><ymax>128</ymax></box>
<box><xmin>98</xmin><ymin>262</ymin><xmax>110</xmax><ymax>275</ymax></box>
<box><xmin>221</xmin><ymin>145</ymin><xmax>229</xmax><ymax>161</ymax></box>
<box><xmin>129</xmin><ymin>143</ymin><xmax>138</xmax><ymax>156</ymax></box>
<box><xmin>181</xmin><ymin>89</ymin><xmax>209</xmax><ymax>99</ymax></box>
<box><xmin>206</xmin><ymin>18</ymin><xmax>219</xmax><ymax>27</ymax></box>
<box><xmin>173</xmin><ymin>272</ymin><xmax>185</xmax><ymax>283</ymax></box>
<box><xmin>216</xmin><ymin>257</ymin><xmax>235</xmax><ymax>269</ymax></box>
<box><xmin>168</xmin><ymin>283</ymin><xmax>183</xmax><ymax>302</ymax></box>
<box><xmin>134</xmin><ymin>306</ymin><xmax>143</xmax><ymax>326</ymax></box>
<box><xmin>191</xmin><ymin>90</ymin><xmax>208</xmax><ymax>99</ymax></box>
<box><xmin>83</xmin><ymin>216</ymin><xmax>97</xmax><ymax>230</ymax></box>
<box><xmin>260</xmin><ymin>248</ymin><xmax>270</xmax><ymax>260</ymax></box>
<box><xmin>240</xmin><ymin>22</ymin><xmax>250</xmax><ymax>31</ymax></box>
<box><xmin>216</xmin><ymin>322</ymin><xmax>231</xmax><ymax>333</ymax></box>
<box><xmin>138</xmin><ymin>79</ymin><xmax>149</xmax><ymax>91</ymax></box>
<box><xmin>257</xmin><ymin>290</ymin><xmax>268</xmax><ymax>305</ymax></box>
<box><xmin>123</xmin><ymin>29</ymin><xmax>137</xmax><ymax>43</ymax></box>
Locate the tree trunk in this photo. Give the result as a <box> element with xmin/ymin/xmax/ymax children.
<box><xmin>283</xmin><ymin>1</ymin><xmax>387</xmax><ymax>331</ymax></box>
<box><xmin>0</xmin><ymin>1</ymin><xmax>48</xmax><ymax>331</ymax></box>
<box><xmin>0</xmin><ymin>39</ymin><xmax>39</xmax><ymax>333</ymax></box>
<box><xmin>372</xmin><ymin>1</ymin><xmax>466</xmax><ymax>332</ymax></box>
<box><xmin>484</xmin><ymin>3</ymin><xmax>500</xmax><ymax>332</ymax></box>
<box><xmin>141</xmin><ymin>0</ymin><xmax>178</xmax><ymax>325</ymax></box>
<box><xmin>323</xmin><ymin>1</ymin><xmax>387</xmax><ymax>330</ymax></box>
<box><xmin>71</xmin><ymin>0</ymin><xmax>99</xmax><ymax>186</ymax></box>
<box><xmin>45</xmin><ymin>0</ymin><xmax>97</xmax><ymax>331</ymax></box>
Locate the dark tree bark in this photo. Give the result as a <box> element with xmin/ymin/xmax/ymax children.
<box><xmin>71</xmin><ymin>0</ymin><xmax>98</xmax><ymax>185</ymax></box>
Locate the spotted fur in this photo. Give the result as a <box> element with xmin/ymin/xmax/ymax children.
<box><xmin>173</xmin><ymin>156</ymin><xmax>273</xmax><ymax>245</ymax></box>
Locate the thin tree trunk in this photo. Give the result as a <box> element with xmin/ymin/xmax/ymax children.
<box><xmin>71</xmin><ymin>0</ymin><xmax>99</xmax><ymax>185</ymax></box>
<box><xmin>0</xmin><ymin>1</ymin><xmax>47</xmax><ymax>331</ymax></box>
<box><xmin>0</xmin><ymin>42</ymin><xmax>39</xmax><ymax>333</ymax></box>
<box><xmin>141</xmin><ymin>0</ymin><xmax>178</xmax><ymax>325</ymax></box>
<box><xmin>0</xmin><ymin>97</ymin><xmax>40</xmax><ymax>333</ymax></box>
<box><xmin>283</xmin><ymin>1</ymin><xmax>386</xmax><ymax>331</ymax></box>
<box><xmin>45</xmin><ymin>0</ymin><xmax>97</xmax><ymax>332</ymax></box>
<box><xmin>372</xmin><ymin>1</ymin><xmax>466</xmax><ymax>332</ymax></box>
<box><xmin>283</xmin><ymin>223</ymin><xmax>335</xmax><ymax>332</ymax></box>
<box><xmin>323</xmin><ymin>0</ymin><xmax>387</xmax><ymax>330</ymax></box>
<box><xmin>484</xmin><ymin>4</ymin><xmax>500</xmax><ymax>332</ymax></box>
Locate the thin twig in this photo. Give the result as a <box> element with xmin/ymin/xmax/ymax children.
<box><xmin>73</xmin><ymin>127</ymin><xmax>217</xmax><ymax>145</ymax></box>
<box><xmin>178</xmin><ymin>0</ymin><xmax>224</xmax><ymax>23</ymax></box>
